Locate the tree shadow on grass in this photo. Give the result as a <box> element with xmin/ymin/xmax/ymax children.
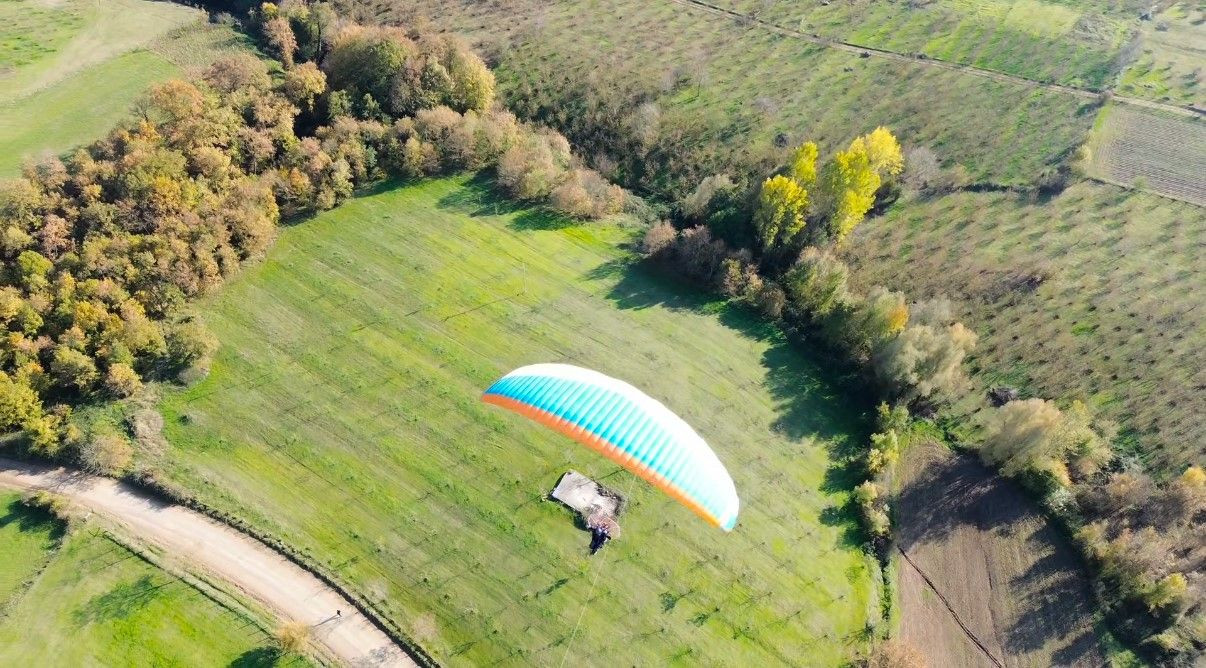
<box><xmin>228</xmin><ymin>646</ymin><xmax>287</xmax><ymax>668</ymax></box>
<box><xmin>0</xmin><ymin>497</ymin><xmax>66</xmax><ymax>541</ymax></box>
<box><xmin>73</xmin><ymin>575</ymin><xmax>171</xmax><ymax>625</ymax></box>
<box><xmin>434</xmin><ymin>171</ymin><xmax>578</xmax><ymax>231</ymax></box>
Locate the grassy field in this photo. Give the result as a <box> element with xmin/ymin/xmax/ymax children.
<box><xmin>1116</xmin><ymin>2</ymin><xmax>1206</xmax><ymax>108</ymax></box>
<box><xmin>714</xmin><ymin>0</ymin><xmax>1133</xmax><ymax>89</ymax></box>
<box><xmin>154</xmin><ymin>175</ymin><xmax>879</xmax><ymax>665</ymax></box>
<box><xmin>0</xmin><ymin>492</ymin><xmax>292</xmax><ymax>666</ymax></box>
<box><xmin>0</xmin><ymin>0</ymin><xmax>254</xmax><ymax>176</ymax></box>
<box><xmin>1086</xmin><ymin>104</ymin><xmax>1206</xmax><ymax>204</ymax></box>
<box><xmin>845</xmin><ymin>181</ymin><xmax>1205</xmax><ymax>475</ymax></box>
<box><xmin>368</xmin><ymin>0</ymin><xmax>1094</xmax><ymax>194</ymax></box>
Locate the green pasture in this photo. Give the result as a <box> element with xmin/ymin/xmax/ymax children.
<box><xmin>0</xmin><ymin>0</ymin><xmax>253</xmax><ymax>177</ymax></box>
<box><xmin>0</xmin><ymin>492</ymin><xmax>289</xmax><ymax>666</ymax></box>
<box><xmin>717</xmin><ymin>0</ymin><xmax>1130</xmax><ymax>89</ymax></box>
<box><xmin>845</xmin><ymin>181</ymin><xmax>1205</xmax><ymax>475</ymax></box>
<box><xmin>156</xmin><ymin>175</ymin><xmax>879</xmax><ymax>665</ymax></box>
<box><xmin>391</xmin><ymin>0</ymin><xmax>1093</xmax><ymax>192</ymax></box>
<box><xmin>1115</xmin><ymin>3</ymin><xmax>1205</xmax><ymax>108</ymax></box>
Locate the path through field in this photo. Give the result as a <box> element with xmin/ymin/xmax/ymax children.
<box><xmin>0</xmin><ymin>458</ymin><xmax>411</xmax><ymax>668</ymax></box>
<box><xmin>894</xmin><ymin>442</ymin><xmax>1105</xmax><ymax>667</ymax></box>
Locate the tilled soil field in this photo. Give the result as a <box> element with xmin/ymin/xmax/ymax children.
<box><xmin>894</xmin><ymin>441</ymin><xmax>1105</xmax><ymax>667</ymax></box>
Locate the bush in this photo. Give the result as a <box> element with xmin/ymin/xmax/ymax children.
<box><xmin>751</xmin><ymin>282</ymin><xmax>786</xmax><ymax>320</ymax></box>
<box><xmin>274</xmin><ymin>621</ymin><xmax>310</xmax><ymax>654</ymax></box>
<box><xmin>642</xmin><ymin>222</ymin><xmax>677</xmax><ymax>256</ymax></box>
<box><xmin>865</xmin><ymin>640</ymin><xmax>925</xmax><ymax>668</ymax></box>
<box><xmin>77</xmin><ymin>433</ymin><xmax>133</xmax><ymax>475</ymax></box>
<box><xmin>873</xmin><ymin>320</ymin><xmax>976</xmax><ymax>402</ymax></box>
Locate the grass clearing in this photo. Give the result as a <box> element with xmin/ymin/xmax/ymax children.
<box><xmin>0</xmin><ymin>492</ymin><xmax>286</xmax><ymax>666</ymax></box>
<box><xmin>1116</xmin><ymin>2</ymin><xmax>1206</xmax><ymax>108</ymax></box>
<box><xmin>155</xmin><ymin>174</ymin><xmax>878</xmax><ymax>665</ymax></box>
<box><xmin>716</xmin><ymin>0</ymin><xmax>1130</xmax><ymax>88</ymax></box>
<box><xmin>845</xmin><ymin>181</ymin><xmax>1205</xmax><ymax>475</ymax></box>
<box><xmin>0</xmin><ymin>0</ymin><xmax>199</xmax><ymax>101</ymax></box>
<box><xmin>0</xmin><ymin>1</ymin><xmax>254</xmax><ymax>177</ymax></box>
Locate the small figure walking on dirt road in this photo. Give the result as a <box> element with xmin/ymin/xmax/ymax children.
<box><xmin>337</xmin><ymin>610</ymin><xmax>342</xmax><ymax>617</ymax></box>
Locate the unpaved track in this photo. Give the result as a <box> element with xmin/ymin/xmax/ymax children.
<box><xmin>0</xmin><ymin>458</ymin><xmax>411</xmax><ymax>667</ymax></box>
<box><xmin>669</xmin><ymin>0</ymin><xmax>1203</xmax><ymax>120</ymax></box>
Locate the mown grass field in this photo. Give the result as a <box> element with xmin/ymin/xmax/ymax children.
<box><xmin>369</xmin><ymin>0</ymin><xmax>1093</xmax><ymax>190</ymax></box>
<box><xmin>0</xmin><ymin>492</ymin><xmax>291</xmax><ymax>666</ymax></box>
<box><xmin>0</xmin><ymin>0</ymin><xmax>254</xmax><ymax>176</ymax></box>
<box><xmin>845</xmin><ymin>181</ymin><xmax>1205</xmax><ymax>475</ymax></box>
<box><xmin>155</xmin><ymin>175</ymin><xmax>879</xmax><ymax>665</ymax></box>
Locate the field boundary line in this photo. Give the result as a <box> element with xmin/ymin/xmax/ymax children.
<box><xmin>665</xmin><ymin>0</ymin><xmax>1203</xmax><ymax>120</ymax></box>
<box><xmin>897</xmin><ymin>545</ymin><xmax>1005</xmax><ymax>668</ymax></box>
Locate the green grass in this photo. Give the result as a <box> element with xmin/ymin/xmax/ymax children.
<box><xmin>0</xmin><ymin>0</ymin><xmax>199</xmax><ymax>101</ymax></box>
<box><xmin>0</xmin><ymin>492</ymin><xmax>288</xmax><ymax>666</ymax></box>
<box><xmin>722</xmin><ymin>0</ymin><xmax>1130</xmax><ymax>88</ymax></box>
<box><xmin>0</xmin><ymin>50</ymin><xmax>177</xmax><ymax>175</ymax></box>
<box><xmin>844</xmin><ymin>181</ymin><xmax>1205</xmax><ymax>475</ymax></box>
<box><xmin>1116</xmin><ymin>2</ymin><xmax>1206</xmax><ymax>108</ymax></box>
<box><xmin>382</xmin><ymin>0</ymin><xmax>1094</xmax><ymax>194</ymax></box>
<box><xmin>0</xmin><ymin>492</ymin><xmax>63</xmax><ymax>603</ymax></box>
<box><xmin>155</xmin><ymin>175</ymin><xmax>878</xmax><ymax>665</ymax></box>
<box><xmin>0</xmin><ymin>0</ymin><xmax>254</xmax><ymax>177</ymax></box>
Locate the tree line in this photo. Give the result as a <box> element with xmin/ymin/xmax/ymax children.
<box><xmin>641</xmin><ymin>126</ymin><xmax>1202</xmax><ymax>661</ymax></box>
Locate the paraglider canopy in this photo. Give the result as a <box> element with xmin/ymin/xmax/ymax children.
<box><xmin>482</xmin><ymin>363</ymin><xmax>740</xmax><ymax>530</ymax></box>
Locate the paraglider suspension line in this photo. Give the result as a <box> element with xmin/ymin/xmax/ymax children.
<box><xmin>557</xmin><ymin>559</ymin><xmax>605</xmax><ymax>668</ymax></box>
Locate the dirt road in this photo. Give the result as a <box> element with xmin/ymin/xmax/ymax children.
<box><xmin>0</xmin><ymin>458</ymin><xmax>411</xmax><ymax>667</ymax></box>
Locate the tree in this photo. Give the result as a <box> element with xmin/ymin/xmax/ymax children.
<box><xmin>815</xmin><ymin>145</ymin><xmax>879</xmax><ymax>244</ymax></box>
<box><xmin>642</xmin><ymin>221</ymin><xmax>677</xmax><ymax>256</ymax></box>
<box><xmin>903</xmin><ymin>146</ymin><xmax>941</xmax><ymax>193</ymax></box>
<box><xmin>447</xmin><ymin>47</ymin><xmax>495</xmax><ymax>112</ymax></box>
<box><xmin>282</xmin><ymin>62</ymin><xmax>327</xmax><ymax>112</ymax></box>
<box><xmin>0</xmin><ymin>371</ymin><xmax>43</xmax><ymax>432</ymax></box>
<box><xmin>979</xmin><ymin>399</ymin><xmax>1067</xmax><ymax>479</ymax></box>
<box><xmin>790</xmin><ymin>141</ymin><xmax>818</xmax><ymax>186</ymax></box>
<box><xmin>104</xmin><ymin>363</ymin><xmax>142</xmax><ymax>398</ymax></box>
<box><xmin>165</xmin><ymin>320</ymin><xmax>218</xmax><ymax>369</ymax></box>
<box><xmin>858</xmin><ymin>126</ymin><xmax>904</xmax><ymax>179</ymax></box>
<box><xmin>813</xmin><ymin>128</ymin><xmax>902</xmax><ymax>244</ymax></box>
<box><xmin>1144</xmin><ymin>573</ymin><xmax>1187</xmax><ymax>613</ymax></box>
<box><xmin>782</xmin><ymin>246</ymin><xmax>849</xmax><ymax>317</ymax></box>
<box><xmin>753</xmin><ymin>175</ymin><xmax>808</xmax><ymax>255</ymax></box>
<box><xmin>50</xmin><ymin>346</ymin><xmax>98</xmax><ymax>392</ymax></box>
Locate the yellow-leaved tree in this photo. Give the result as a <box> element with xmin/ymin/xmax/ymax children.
<box><xmin>816</xmin><ymin>127</ymin><xmax>903</xmax><ymax>244</ymax></box>
<box><xmin>753</xmin><ymin>174</ymin><xmax>809</xmax><ymax>255</ymax></box>
<box><xmin>790</xmin><ymin>141</ymin><xmax>819</xmax><ymax>187</ymax></box>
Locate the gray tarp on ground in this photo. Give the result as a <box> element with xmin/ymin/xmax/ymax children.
<box><xmin>550</xmin><ymin>471</ymin><xmax>621</xmax><ymax>517</ymax></box>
